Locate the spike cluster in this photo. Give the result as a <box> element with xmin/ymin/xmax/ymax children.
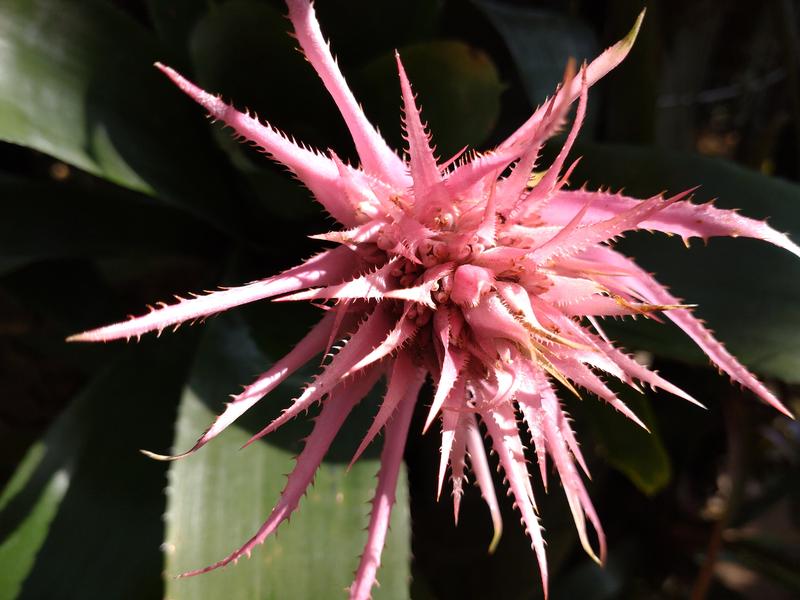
<box><xmin>69</xmin><ymin>2</ymin><xmax>798</xmax><ymax>598</ymax></box>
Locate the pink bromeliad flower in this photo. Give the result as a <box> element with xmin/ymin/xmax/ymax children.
<box><xmin>70</xmin><ymin>1</ymin><xmax>799</xmax><ymax>598</ymax></box>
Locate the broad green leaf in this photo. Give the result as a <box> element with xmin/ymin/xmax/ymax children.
<box><xmin>355</xmin><ymin>41</ymin><xmax>504</xmax><ymax>158</ymax></box>
<box><xmin>164</xmin><ymin>315</ymin><xmax>410</xmax><ymax>600</ymax></box>
<box><xmin>568</xmin><ymin>143</ymin><xmax>800</xmax><ymax>383</ymax></box>
<box><xmin>0</xmin><ymin>335</ymin><xmax>194</xmax><ymax>600</ymax></box>
<box><xmin>473</xmin><ymin>0</ymin><xmax>597</xmax><ymax>107</ymax></box>
<box><xmin>568</xmin><ymin>389</ymin><xmax>671</xmax><ymax>496</ymax></box>
<box><xmin>0</xmin><ymin>0</ymin><xmax>242</xmax><ymax>229</ymax></box>
<box><xmin>0</xmin><ymin>173</ymin><xmax>220</xmax><ymax>263</ymax></box>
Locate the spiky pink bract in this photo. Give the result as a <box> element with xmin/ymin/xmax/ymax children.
<box><xmin>69</xmin><ymin>3</ymin><xmax>799</xmax><ymax>598</ymax></box>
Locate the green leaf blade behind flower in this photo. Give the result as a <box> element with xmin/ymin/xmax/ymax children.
<box><xmin>164</xmin><ymin>314</ymin><xmax>411</xmax><ymax>600</ymax></box>
<box><xmin>0</xmin><ymin>336</ymin><xmax>194</xmax><ymax>600</ymax></box>
<box><xmin>0</xmin><ymin>0</ymin><xmax>244</xmax><ymax>231</ymax></box>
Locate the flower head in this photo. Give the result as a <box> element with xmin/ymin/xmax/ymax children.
<box><xmin>70</xmin><ymin>1</ymin><xmax>799</xmax><ymax>598</ymax></box>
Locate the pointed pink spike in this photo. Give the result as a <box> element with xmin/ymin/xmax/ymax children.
<box><xmin>424</xmin><ymin>313</ymin><xmax>467</xmax><ymax>433</ymax></box>
<box><xmin>348</xmin><ymin>373</ymin><xmax>416</xmax><ymax>600</ymax></box>
<box><xmin>448</xmin><ymin>412</ymin><xmax>469</xmax><ymax>524</ymax></box>
<box><xmin>385</xmin><ymin>262</ymin><xmax>455</xmax><ymax>309</ymax></box>
<box><xmin>517</xmin><ymin>67</ymin><xmax>588</xmax><ymax>214</ymax></box>
<box><xmin>482</xmin><ymin>406</ymin><xmax>549</xmax><ymax>595</ymax></box>
<box><xmin>344</xmin><ymin>310</ymin><xmax>418</xmax><ymax>378</ymax></box>
<box><xmin>68</xmin><ymin>247</ymin><xmax>360</xmax><ymax>343</ymax></box>
<box><xmin>350</xmin><ymin>351</ymin><xmax>425</xmax><ymax>467</ymax></box>
<box><xmin>142</xmin><ymin>311</ymin><xmax>341</xmax><ymax>461</ymax></box>
<box><xmin>542</xmin><ymin>190</ymin><xmax>800</xmax><ymax>259</ymax></box>
<box><xmin>557</xmin><ymin>408</ymin><xmax>590</xmax><ymax>478</ymax></box>
<box><xmin>464</xmin><ymin>414</ymin><xmax>503</xmax><ymax>553</ymax></box>
<box><xmin>530</xmin><ymin>190</ymin><xmax>692</xmax><ymax>264</ymax></box>
<box><xmin>243</xmin><ymin>304</ymin><xmax>394</xmax><ymax>445</ymax></box>
<box><xmin>395</xmin><ymin>52</ymin><xmax>445</xmax><ymax>208</ymax></box>
<box><xmin>284</xmin><ymin>0</ymin><xmax>408</xmax><ymax>187</ymax></box>
<box><xmin>499</xmin><ymin>10</ymin><xmax>645</xmax><ymax>152</ymax></box>
<box><xmin>276</xmin><ymin>257</ymin><xmax>400</xmax><ymax>303</ymax></box>
<box><xmin>155</xmin><ymin>63</ymin><xmax>362</xmax><ymax>226</ymax></box>
<box><xmin>444</xmin><ymin>147</ymin><xmax>519</xmax><ymax>200</ymax></box>
<box><xmin>539</xmin><ymin>380</ymin><xmax>606</xmax><ymax>565</ymax></box>
<box><xmin>178</xmin><ymin>373</ymin><xmax>372</xmax><ymax>577</ymax></box>
<box><xmin>475</xmin><ymin>178</ymin><xmax>499</xmax><ymax>246</ymax></box>
<box><xmin>437</xmin><ymin>408</ymin><xmax>460</xmax><ymax>500</ymax></box>
<box><xmin>551</xmin><ymin>356</ymin><xmax>649</xmax><ymax>431</ymax></box>
<box><xmin>516</xmin><ymin>390</ymin><xmax>549</xmax><ymax>488</ymax></box>
<box><xmin>593</xmin><ymin>246</ymin><xmax>793</xmax><ymax>417</ymax></box>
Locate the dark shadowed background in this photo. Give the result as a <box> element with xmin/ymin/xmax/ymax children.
<box><xmin>1</xmin><ymin>1</ymin><xmax>799</xmax><ymax>599</ymax></box>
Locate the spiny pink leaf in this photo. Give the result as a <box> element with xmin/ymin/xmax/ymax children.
<box><xmin>68</xmin><ymin>247</ymin><xmax>359</xmax><ymax>342</ymax></box>
<box><xmin>499</xmin><ymin>9</ymin><xmax>645</xmax><ymax>152</ymax></box>
<box><xmin>350</xmin><ymin>351</ymin><xmax>425</xmax><ymax>466</ymax></box>
<box><xmin>348</xmin><ymin>374</ymin><xmax>416</xmax><ymax>600</ymax></box>
<box><xmin>243</xmin><ymin>305</ymin><xmax>394</xmax><ymax>444</ymax></box>
<box><xmin>539</xmin><ymin>378</ymin><xmax>606</xmax><ymax>564</ymax></box>
<box><xmin>594</xmin><ymin>246</ymin><xmax>792</xmax><ymax>417</ymax></box>
<box><xmin>483</xmin><ymin>404</ymin><xmax>548</xmax><ymax>595</ymax></box>
<box><xmin>543</xmin><ymin>190</ymin><xmax>800</xmax><ymax>258</ymax></box>
<box><xmin>465</xmin><ymin>414</ymin><xmax>503</xmax><ymax>554</ymax></box>
<box><xmin>155</xmin><ymin>63</ymin><xmax>362</xmax><ymax>226</ymax></box>
<box><xmin>276</xmin><ymin>257</ymin><xmax>400</xmax><ymax>303</ymax></box>
<box><xmin>285</xmin><ymin>0</ymin><xmax>408</xmax><ymax>187</ymax></box>
<box><xmin>395</xmin><ymin>52</ymin><xmax>445</xmax><ymax>210</ymax></box>
<box><xmin>142</xmin><ymin>310</ymin><xmax>341</xmax><ymax>461</ymax></box>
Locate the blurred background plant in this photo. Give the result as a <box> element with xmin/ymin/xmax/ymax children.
<box><xmin>1</xmin><ymin>1</ymin><xmax>799</xmax><ymax>599</ymax></box>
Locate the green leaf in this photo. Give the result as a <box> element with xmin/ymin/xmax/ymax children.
<box><xmin>568</xmin><ymin>143</ymin><xmax>800</xmax><ymax>383</ymax></box>
<box><xmin>164</xmin><ymin>314</ymin><xmax>411</xmax><ymax>600</ymax></box>
<box><xmin>569</xmin><ymin>388</ymin><xmax>671</xmax><ymax>496</ymax></box>
<box><xmin>355</xmin><ymin>41</ymin><xmax>504</xmax><ymax>158</ymax></box>
<box><xmin>473</xmin><ymin>0</ymin><xmax>597</xmax><ymax>107</ymax></box>
<box><xmin>0</xmin><ymin>0</ymin><xmax>242</xmax><ymax>229</ymax></box>
<box><xmin>0</xmin><ymin>173</ymin><xmax>221</xmax><ymax>264</ymax></box>
<box><xmin>0</xmin><ymin>335</ymin><xmax>195</xmax><ymax>600</ymax></box>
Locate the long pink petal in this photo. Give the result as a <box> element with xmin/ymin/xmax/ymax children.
<box><xmin>539</xmin><ymin>378</ymin><xmax>606</xmax><ymax>565</ymax></box>
<box><xmin>592</xmin><ymin>246</ymin><xmax>793</xmax><ymax>417</ymax></box>
<box><xmin>530</xmin><ymin>190</ymin><xmax>692</xmax><ymax>264</ymax></box>
<box><xmin>155</xmin><ymin>63</ymin><xmax>361</xmax><ymax>226</ymax></box>
<box><xmin>437</xmin><ymin>401</ymin><xmax>462</xmax><ymax>500</ymax></box>
<box><xmin>482</xmin><ymin>405</ymin><xmax>549</xmax><ymax>595</ymax></box>
<box><xmin>244</xmin><ymin>304</ymin><xmax>395</xmax><ymax>444</ymax></box>
<box><xmin>350</xmin><ymin>351</ymin><xmax>425</xmax><ymax>466</ymax></box>
<box><xmin>516</xmin><ymin>390</ymin><xmax>548</xmax><ymax>488</ymax></box>
<box><xmin>499</xmin><ymin>10</ymin><xmax>644</xmax><ymax>152</ymax></box>
<box><xmin>465</xmin><ymin>414</ymin><xmax>503</xmax><ymax>554</ymax></box>
<box><xmin>68</xmin><ymin>247</ymin><xmax>359</xmax><ymax>342</ymax></box>
<box><xmin>395</xmin><ymin>52</ymin><xmax>445</xmax><ymax>210</ymax></box>
<box><xmin>143</xmin><ymin>311</ymin><xmax>341</xmax><ymax>461</ymax></box>
<box><xmin>285</xmin><ymin>0</ymin><xmax>408</xmax><ymax>187</ymax></box>
<box><xmin>516</xmin><ymin>67</ymin><xmax>588</xmax><ymax>215</ymax></box>
<box><xmin>424</xmin><ymin>313</ymin><xmax>467</xmax><ymax>432</ymax></box>
<box><xmin>448</xmin><ymin>410</ymin><xmax>470</xmax><ymax>524</ymax></box>
<box><xmin>276</xmin><ymin>257</ymin><xmax>400</xmax><ymax>303</ymax></box>
<box><xmin>178</xmin><ymin>370</ymin><xmax>376</xmax><ymax>577</ymax></box>
<box><xmin>542</xmin><ymin>190</ymin><xmax>800</xmax><ymax>258</ymax></box>
<box><xmin>348</xmin><ymin>375</ymin><xmax>416</xmax><ymax>600</ymax></box>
